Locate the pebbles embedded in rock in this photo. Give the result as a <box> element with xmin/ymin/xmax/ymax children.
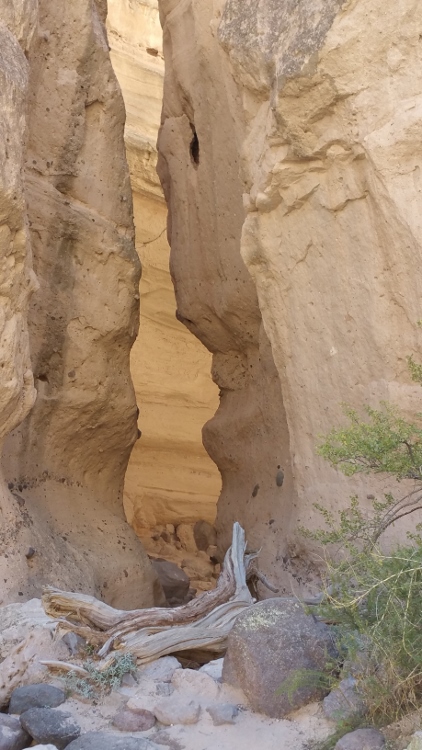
<box><xmin>9</xmin><ymin>685</ymin><xmax>66</xmax><ymax>715</ymax></box>
<box><xmin>20</xmin><ymin>708</ymin><xmax>81</xmax><ymax>750</ymax></box>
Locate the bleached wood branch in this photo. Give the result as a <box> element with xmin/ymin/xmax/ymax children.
<box><xmin>42</xmin><ymin>522</ymin><xmax>255</xmax><ymax>664</ymax></box>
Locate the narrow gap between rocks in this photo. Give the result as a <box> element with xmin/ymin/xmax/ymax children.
<box><xmin>106</xmin><ymin>2</ymin><xmax>221</xmax><ymax>609</ymax></box>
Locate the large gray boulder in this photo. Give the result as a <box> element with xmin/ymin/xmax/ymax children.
<box><xmin>222</xmin><ymin>597</ymin><xmax>337</xmax><ymax>717</ymax></box>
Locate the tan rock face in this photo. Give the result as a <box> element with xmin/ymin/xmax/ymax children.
<box><xmin>158</xmin><ymin>0</ymin><xmax>422</xmax><ymax>593</ymax></box>
<box><xmin>107</xmin><ymin>0</ymin><xmax>220</xmax><ymax>533</ymax></box>
<box><xmin>0</xmin><ymin>0</ymin><xmax>40</xmax><ymax>600</ymax></box>
<box><xmin>1</xmin><ymin>0</ymin><xmax>163</xmax><ymax>608</ymax></box>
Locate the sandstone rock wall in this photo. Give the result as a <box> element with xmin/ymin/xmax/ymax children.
<box><xmin>0</xmin><ymin>0</ymin><xmax>163</xmax><ymax>608</ymax></box>
<box><xmin>158</xmin><ymin>0</ymin><xmax>422</xmax><ymax>593</ymax></box>
<box><xmin>0</xmin><ymin>0</ymin><xmax>39</xmax><ymax>599</ymax></box>
<box><xmin>107</xmin><ymin>0</ymin><xmax>221</xmax><ymax>534</ymax></box>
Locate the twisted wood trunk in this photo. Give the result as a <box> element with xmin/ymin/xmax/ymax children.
<box><xmin>42</xmin><ymin>522</ymin><xmax>255</xmax><ymax>666</ymax></box>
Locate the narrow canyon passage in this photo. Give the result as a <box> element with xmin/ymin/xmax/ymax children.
<box><xmin>1</xmin><ymin>0</ymin><xmax>420</xmax><ymax>611</ymax></box>
<box><xmin>106</xmin><ymin>0</ymin><xmax>222</xmax><ymax>595</ymax></box>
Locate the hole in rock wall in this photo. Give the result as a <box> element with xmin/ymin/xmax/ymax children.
<box><xmin>189</xmin><ymin>125</ymin><xmax>200</xmax><ymax>166</ymax></box>
<box><xmin>106</xmin><ymin>1</ymin><xmax>221</xmax><ymax>601</ymax></box>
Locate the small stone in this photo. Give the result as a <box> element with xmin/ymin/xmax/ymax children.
<box><xmin>175</xmin><ymin>524</ymin><xmax>197</xmax><ymax>553</ymax></box>
<box><xmin>323</xmin><ymin>677</ymin><xmax>366</xmax><ymax>722</ymax></box>
<box><xmin>20</xmin><ymin>708</ymin><xmax>81</xmax><ymax>750</ymax></box>
<box><xmin>207</xmin><ymin>703</ymin><xmax>238</xmax><ymax>725</ymax></box>
<box><xmin>0</xmin><ymin>714</ymin><xmax>31</xmax><ymax>750</ymax></box>
<box><xmin>171</xmin><ymin>668</ymin><xmax>219</xmax><ymax>700</ymax></box>
<box><xmin>9</xmin><ymin>685</ymin><xmax>66</xmax><ymax>715</ymax></box>
<box><xmin>154</xmin><ymin>698</ymin><xmax>201</xmax><ymax>726</ymax></box>
<box><xmin>121</xmin><ymin>672</ymin><xmax>137</xmax><ymax>688</ymax></box>
<box><xmin>152</xmin><ymin>732</ymin><xmax>184</xmax><ymax>750</ymax></box>
<box><xmin>151</xmin><ymin>560</ymin><xmax>190</xmax><ymax>607</ymax></box>
<box><xmin>112</xmin><ymin>708</ymin><xmax>156</xmax><ymax>732</ymax></box>
<box><xmin>137</xmin><ymin>657</ymin><xmax>181</xmax><ymax>683</ymax></box>
<box><xmin>67</xmin><ymin>734</ymin><xmax>158</xmax><ymax>750</ymax></box>
<box><xmin>61</xmin><ymin>632</ymin><xmax>86</xmax><ymax>656</ymax></box>
<box><xmin>199</xmin><ymin>658</ymin><xmax>223</xmax><ymax>682</ymax></box>
<box><xmin>165</xmin><ymin>525</ymin><xmax>175</xmax><ymax>535</ymax></box>
<box><xmin>156</xmin><ymin>683</ymin><xmax>174</xmax><ymax>697</ymax></box>
<box><xmin>31</xmin><ymin>746</ymin><xmax>58</xmax><ymax>750</ymax></box>
<box><xmin>334</xmin><ymin>728</ymin><xmax>385</xmax><ymax>750</ymax></box>
<box><xmin>193</xmin><ymin>521</ymin><xmax>216</xmax><ymax>551</ymax></box>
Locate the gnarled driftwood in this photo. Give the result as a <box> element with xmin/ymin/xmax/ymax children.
<box><xmin>42</xmin><ymin>522</ymin><xmax>255</xmax><ymax>666</ymax></box>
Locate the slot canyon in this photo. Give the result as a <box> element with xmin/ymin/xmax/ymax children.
<box><xmin>1</xmin><ymin>3</ymin><xmax>422</xmax><ymax>746</ymax></box>
<box><xmin>1</xmin><ymin>0</ymin><xmax>422</xmax><ymax>607</ymax></box>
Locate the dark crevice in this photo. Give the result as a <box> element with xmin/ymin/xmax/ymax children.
<box><xmin>189</xmin><ymin>125</ymin><xmax>200</xmax><ymax>166</ymax></box>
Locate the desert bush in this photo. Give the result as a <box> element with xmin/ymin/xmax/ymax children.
<box><xmin>64</xmin><ymin>652</ymin><xmax>137</xmax><ymax>700</ymax></box>
<box><xmin>301</xmin><ymin>372</ymin><xmax>422</xmax><ymax>725</ymax></box>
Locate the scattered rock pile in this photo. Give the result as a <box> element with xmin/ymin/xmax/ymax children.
<box><xmin>7</xmin><ymin>596</ymin><xmax>421</xmax><ymax>749</ymax></box>
<box><xmin>141</xmin><ymin>521</ymin><xmax>220</xmax><ymax>599</ymax></box>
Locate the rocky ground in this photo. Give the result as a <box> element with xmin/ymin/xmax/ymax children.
<box><xmin>0</xmin><ymin>656</ymin><xmax>333</xmax><ymax>750</ymax></box>
<box><xmin>1</xmin><ymin>597</ymin><xmax>421</xmax><ymax>750</ymax></box>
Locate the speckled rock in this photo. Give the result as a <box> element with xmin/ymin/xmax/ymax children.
<box><xmin>9</xmin><ymin>684</ymin><xmax>65</xmax><ymax>715</ymax></box>
<box><xmin>223</xmin><ymin>598</ymin><xmax>337</xmax><ymax>717</ymax></box>
<box><xmin>20</xmin><ymin>708</ymin><xmax>81</xmax><ymax>750</ymax></box>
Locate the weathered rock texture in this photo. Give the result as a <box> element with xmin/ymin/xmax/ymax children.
<box><xmin>158</xmin><ymin>0</ymin><xmax>422</xmax><ymax>592</ymax></box>
<box><xmin>107</xmin><ymin>0</ymin><xmax>220</xmax><ymax>532</ymax></box>
<box><xmin>0</xmin><ymin>0</ymin><xmax>39</xmax><ymax>603</ymax></box>
<box><xmin>0</xmin><ymin>0</ymin><xmax>163</xmax><ymax>608</ymax></box>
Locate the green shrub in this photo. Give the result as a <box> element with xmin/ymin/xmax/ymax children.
<box><xmin>64</xmin><ymin>652</ymin><xmax>137</xmax><ymax>700</ymax></box>
<box><xmin>301</xmin><ymin>369</ymin><xmax>422</xmax><ymax>725</ymax></box>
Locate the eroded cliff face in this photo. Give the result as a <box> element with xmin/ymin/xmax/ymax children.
<box><xmin>107</xmin><ymin>0</ymin><xmax>221</xmax><ymax>535</ymax></box>
<box><xmin>0</xmin><ymin>0</ymin><xmax>163</xmax><ymax>608</ymax></box>
<box><xmin>158</xmin><ymin>0</ymin><xmax>422</xmax><ymax>593</ymax></box>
